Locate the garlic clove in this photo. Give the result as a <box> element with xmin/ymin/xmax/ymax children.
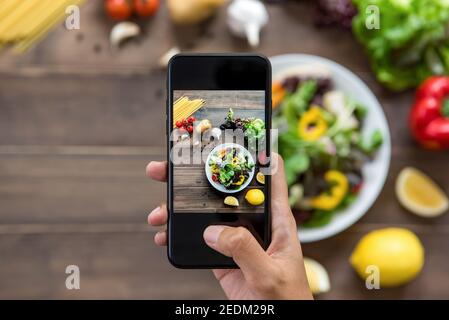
<box><xmin>210</xmin><ymin>127</ymin><xmax>222</xmax><ymax>140</ymax></box>
<box><xmin>110</xmin><ymin>22</ymin><xmax>141</xmax><ymax>49</ymax></box>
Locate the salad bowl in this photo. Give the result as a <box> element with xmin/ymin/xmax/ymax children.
<box><xmin>205</xmin><ymin>143</ymin><xmax>256</xmax><ymax>194</ymax></box>
<box><xmin>270</xmin><ymin>54</ymin><xmax>391</xmax><ymax>243</ymax></box>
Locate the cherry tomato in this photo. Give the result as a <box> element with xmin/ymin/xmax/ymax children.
<box><xmin>186</xmin><ymin>125</ymin><xmax>193</xmax><ymax>133</ymax></box>
<box><xmin>175</xmin><ymin>120</ymin><xmax>183</xmax><ymax>128</ymax></box>
<box><xmin>182</xmin><ymin>119</ymin><xmax>188</xmax><ymax>126</ymax></box>
<box><xmin>187</xmin><ymin>116</ymin><xmax>196</xmax><ymax>123</ymax></box>
<box><xmin>212</xmin><ymin>174</ymin><xmax>218</xmax><ymax>182</ymax></box>
<box><xmin>352</xmin><ymin>182</ymin><xmax>363</xmax><ymax>194</ymax></box>
<box><xmin>134</xmin><ymin>0</ymin><xmax>159</xmax><ymax>17</ymax></box>
<box><xmin>105</xmin><ymin>0</ymin><xmax>132</xmax><ymax>21</ymax></box>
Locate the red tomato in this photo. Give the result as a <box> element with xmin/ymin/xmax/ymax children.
<box><xmin>212</xmin><ymin>175</ymin><xmax>218</xmax><ymax>182</ymax></box>
<box><xmin>134</xmin><ymin>0</ymin><xmax>159</xmax><ymax>17</ymax></box>
<box><xmin>352</xmin><ymin>182</ymin><xmax>363</xmax><ymax>194</ymax></box>
<box><xmin>187</xmin><ymin>116</ymin><xmax>196</xmax><ymax>123</ymax></box>
<box><xmin>105</xmin><ymin>0</ymin><xmax>133</xmax><ymax>20</ymax></box>
<box><xmin>186</xmin><ymin>125</ymin><xmax>193</xmax><ymax>133</ymax></box>
<box><xmin>175</xmin><ymin>120</ymin><xmax>183</xmax><ymax>128</ymax></box>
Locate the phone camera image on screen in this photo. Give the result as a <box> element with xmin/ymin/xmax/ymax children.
<box><xmin>171</xmin><ymin>90</ymin><xmax>267</xmax><ymax>215</ymax></box>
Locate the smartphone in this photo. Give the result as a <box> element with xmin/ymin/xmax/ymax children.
<box><xmin>166</xmin><ymin>54</ymin><xmax>271</xmax><ymax>268</ymax></box>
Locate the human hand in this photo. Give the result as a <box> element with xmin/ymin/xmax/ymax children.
<box><xmin>146</xmin><ymin>154</ymin><xmax>313</xmax><ymax>300</ymax></box>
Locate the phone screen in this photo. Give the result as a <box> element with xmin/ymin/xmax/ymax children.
<box><xmin>172</xmin><ymin>90</ymin><xmax>267</xmax><ymax>214</ymax></box>
<box><xmin>167</xmin><ymin>55</ymin><xmax>271</xmax><ymax>268</ymax></box>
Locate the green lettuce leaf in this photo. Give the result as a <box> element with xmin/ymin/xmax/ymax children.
<box><xmin>352</xmin><ymin>0</ymin><xmax>449</xmax><ymax>91</ymax></box>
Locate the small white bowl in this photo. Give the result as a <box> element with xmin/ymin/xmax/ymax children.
<box><xmin>270</xmin><ymin>54</ymin><xmax>391</xmax><ymax>243</ymax></box>
<box><xmin>205</xmin><ymin>143</ymin><xmax>255</xmax><ymax>193</ymax></box>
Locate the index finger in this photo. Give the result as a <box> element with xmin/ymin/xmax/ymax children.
<box><xmin>146</xmin><ymin>161</ymin><xmax>168</xmax><ymax>182</ymax></box>
<box><xmin>270</xmin><ymin>153</ymin><xmax>298</xmax><ymax>239</ymax></box>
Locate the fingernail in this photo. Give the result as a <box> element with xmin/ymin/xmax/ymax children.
<box><xmin>149</xmin><ymin>206</ymin><xmax>161</xmax><ymax>216</ymax></box>
<box><xmin>146</xmin><ymin>162</ymin><xmax>153</xmax><ymax>175</ymax></box>
<box><xmin>203</xmin><ymin>225</ymin><xmax>225</xmax><ymax>245</ymax></box>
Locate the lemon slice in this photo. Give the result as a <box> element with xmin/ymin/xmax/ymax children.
<box><xmin>224</xmin><ymin>196</ymin><xmax>239</xmax><ymax>207</ymax></box>
<box><xmin>256</xmin><ymin>172</ymin><xmax>265</xmax><ymax>185</ymax></box>
<box><xmin>303</xmin><ymin>257</ymin><xmax>330</xmax><ymax>295</ymax></box>
<box><xmin>396</xmin><ymin>167</ymin><xmax>449</xmax><ymax>217</ymax></box>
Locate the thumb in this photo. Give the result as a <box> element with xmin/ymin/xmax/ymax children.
<box><xmin>204</xmin><ymin>225</ymin><xmax>274</xmax><ymax>279</ymax></box>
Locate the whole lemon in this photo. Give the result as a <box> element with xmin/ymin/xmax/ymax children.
<box><xmin>245</xmin><ymin>189</ymin><xmax>265</xmax><ymax>205</ymax></box>
<box><xmin>350</xmin><ymin>228</ymin><xmax>424</xmax><ymax>287</ymax></box>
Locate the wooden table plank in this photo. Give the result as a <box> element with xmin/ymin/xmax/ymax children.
<box><xmin>0</xmin><ymin>153</ymin><xmax>164</xmax><ymax>224</ymax></box>
<box><xmin>174</xmin><ymin>90</ymin><xmax>265</xmax><ymax>110</ymax></box>
<box><xmin>0</xmin><ymin>232</ymin><xmax>225</xmax><ymax>299</ymax></box>
<box><xmin>173</xmin><ymin>186</ymin><xmax>264</xmax><ymax>213</ymax></box>
<box><xmin>0</xmin><ymin>73</ymin><xmax>165</xmax><ymax>146</ymax></box>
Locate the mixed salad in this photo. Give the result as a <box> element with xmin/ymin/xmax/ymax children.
<box><xmin>208</xmin><ymin>146</ymin><xmax>255</xmax><ymax>190</ymax></box>
<box><xmin>273</xmin><ymin>71</ymin><xmax>383</xmax><ymax>227</ymax></box>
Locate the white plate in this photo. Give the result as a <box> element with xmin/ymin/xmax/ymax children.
<box><xmin>270</xmin><ymin>54</ymin><xmax>391</xmax><ymax>243</ymax></box>
<box><xmin>205</xmin><ymin>143</ymin><xmax>255</xmax><ymax>193</ymax></box>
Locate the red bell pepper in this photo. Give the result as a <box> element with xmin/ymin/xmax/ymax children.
<box><xmin>409</xmin><ymin>76</ymin><xmax>449</xmax><ymax>149</ymax></box>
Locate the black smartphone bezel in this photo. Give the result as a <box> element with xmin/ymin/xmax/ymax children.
<box><xmin>166</xmin><ymin>53</ymin><xmax>272</xmax><ymax>268</ymax></box>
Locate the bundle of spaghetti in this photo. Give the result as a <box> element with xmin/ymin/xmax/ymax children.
<box><xmin>173</xmin><ymin>96</ymin><xmax>205</xmax><ymax>127</ymax></box>
<box><xmin>0</xmin><ymin>0</ymin><xmax>85</xmax><ymax>53</ymax></box>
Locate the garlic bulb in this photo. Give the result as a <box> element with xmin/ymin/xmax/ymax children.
<box><xmin>227</xmin><ymin>0</ymin><xmax>268</xmax><ymax>47</ymax></box>
<box><xmin>195</xmin><ymin>119</ymin><xmax>212</xmax><ymax>134</ymax></box>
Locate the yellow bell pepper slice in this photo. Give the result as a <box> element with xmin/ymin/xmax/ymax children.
<box><xmin>311</xmin><ymin>170</ymin><xmax>349</xmax><ymax>211</ymax></box>
<box><xmin>232</xmin><ymin>175</ymin><xmax>246</xmax><ymax>186</ymax></box>
<box><xmin>298</xmin><ymin>106</ymin><xmax>328</xmax><ymax>141</ymax></box>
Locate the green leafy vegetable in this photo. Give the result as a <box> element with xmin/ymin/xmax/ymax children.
<box><xmin>354</xmin><ymin>103</ymin><xmax>368</xmax><ymax>121</ymax></box>
<box><xmin>284</xmin><ymin>153</ymin><xmax>310</xmax><ymax>185</ymax></box>
<box><xmin>358</xmin><ymin>129</ymin><xmax>384</xmax><ymax>154</ymax></box>
<box><xmin>302</xmin><ymin>210</ymin><xmax>335</xmax><ymax>228</ymax></box>
<box><xmin>303</xmin><ymin>193</ymin><xmax>357</xmax><ymax>228</ymax></box>
<box><xmin>352</xmin><ymin>0</ymin><xmax>449</xmax><ymax>91</ymax></box>
<box><xmin>244</xmin><ymin>118</ymin><xmax>266</xmax><ymax>140</ymax></box>
<box><xmin>282</xmin><ymin>80</ymin><xmax>317</xmax><ymax>130</ymax></box>
<box><xmin>226</xmin><ymin>108</ymin><xmax>234</xmax><ymax>122</ymax></box>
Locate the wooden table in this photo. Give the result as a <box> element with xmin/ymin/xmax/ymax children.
<box><xmin>0</xmin><ymin>1</ymin><xmax>448</xmax><ymax>299</ymax></box>
<box><xmin>173</xmin><ymin>90</ymin><xmax>265</xmax><ymax>213</ymax></box>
